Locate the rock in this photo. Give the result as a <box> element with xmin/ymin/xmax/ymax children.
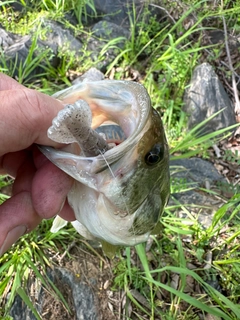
<box><xmin>0</xmin><ymin>28</ymin><xmax>16</xmax><ymax>49</ymax></box>
<box><xmin>50</xmin><ymin>268</ymin><xmax>98</xmax><ymax>320</ymax></box>
<box><xmin>0</xmin><ymin>18</ymin><xmax>129</xmax><ymax>77</ymax></box>
<box><xmin>183</xmin><ymin>63</ymin><xmax>236</xmax><ymax>134</ymax></box>
<box><xmin>9</xmin><ymin>1</ymin><xmax>25</xmax><ymax>12</ymax></box>
<box><xmin>171</xmin><ymin>157</ymin><xmax>225</xmax><ymax>187</ymax></box>
<box><xmin>93</xmin><ymin>0</ymin><xmax>141</xmax><ymax>27</ymax></box>
<box><xmin>72</xmin><ymin>67</ymin><xmax>105</xmax><ymax>84</ymax></box>
<box><xmin>92</xmin><ymin>0</ymin><xmax>164</xmax><ymax>27</ymax></box>
<box><xmin>88</xmin><ymin>20</ymin><xmax>130</xmax><ymax>71</ymax></box>
<box><xmin>170</xmin><ymin>157</ymin><xmax>226</xmax><ymax>228</ymax></box>
<box><xmin>40</xmin><ymin>20</ymin><xmax>83</xmax><ymax>56</ymax></box>
<box><xmin>0</xmin><ymin>20</ymin><xmax>83</xmax><ymax>81</ymax></box>
<box><xmin>10</xmin><ymin>267</ymin><xmax>99</xmax><ymax>320</ymax></box>
<box><xmin>1</xmin><ymin>29</ymin><xmax>45</xmax><ymax>79</ymax></box>
<box><xmin>92</xmin><ymin>20</ymin><xmax>130</xmax><ymax>41</ymax></box>
<box><xmin>0</xmin><ymin>1</ymin><xmax>165</xmax><ymax>77</ymax></box>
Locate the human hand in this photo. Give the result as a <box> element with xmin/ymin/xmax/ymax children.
<box><xmin>0</xmin><ymin>73</ymin><xmax>75</xmax><ymax>256</ymax></box>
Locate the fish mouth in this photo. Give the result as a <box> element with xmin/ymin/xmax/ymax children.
<box><xmin>52</xmin><ymin>80</ymin><xmax>151</xmax><ymax>154</ymax></box>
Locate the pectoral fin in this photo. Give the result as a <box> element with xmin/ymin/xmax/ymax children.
<box><xmin>51</xmin><ymin>215</ymin><xmax>68</xmax><ymax>233</ymax></box>
<box><xmin>100</xmin><ymin>240</ymin><xmax>119</xmax><ymax>259</ymax></box>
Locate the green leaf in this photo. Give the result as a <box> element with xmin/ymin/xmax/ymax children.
<box><xmin>16</xmin><ymin>287</ymin><xmax>41</xmax><ymax>320</ymax></box>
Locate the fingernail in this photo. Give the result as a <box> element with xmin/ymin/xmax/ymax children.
<box><xmin>0</xmin><ymin>225</ymin><xmax>26</xmax><ymax>256</ymax></box>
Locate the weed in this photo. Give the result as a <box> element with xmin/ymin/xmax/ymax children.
<box><xmin>0</xmin><ymin>23</ymin><xmax>52</xmax><ymax>84</ymax></box>
<box><xmin>0</xmin><ymin>220</ymin><xmax>77</xmax><ymax>318</ymax></box>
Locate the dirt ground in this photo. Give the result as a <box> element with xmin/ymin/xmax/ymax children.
<box><xmin>40</xmin><ymin>243</ymin><xmax>120</xmax><ymax>320</ymax></box>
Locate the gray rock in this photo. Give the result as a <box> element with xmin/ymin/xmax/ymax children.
<box><xmin>41</xmin><ymin>20</ymin><xmax>83</xmax><ymax>55</ymax></box>
<box><xmin>9</xmin><ymin>279</ymin><xmax>42</xmax><ymax>320</ymax></box>
<box><xmin>52</xmin><ymin>268</ymin><xmax>98</xmax><ymax>320</ymax></box>
<box><xmin>0</xmin><ymin>18</ymin><xmax>128</xmax><ymax>77</ymax></box>
<box><xmin>92</xmin><ymin>20</ymin><xmax>130</xmax><ymax>41</ymax></box>
<box><xmin>10</xmin><ymin>267</ymin><xmax>99</xmax><ymax>320</ymax></box>
<box><xmin>93</xmin><ymin>0</ymin><xmax>141</xmax><ymax>27</ymax></box>
<box><xmin>171</xmin><ymin>157</ymin><xmax>225</xmax><ymax>188</ymax></box>
<box><xmin>0</xmin><ymin>20</ymin><xmax>83</xmax><ymax>81</ymax></box>
<box><xmin>88</xmin><ymin>20</ymin><xmax>129</xmax><ymax>71</ymax></box>
<box><xmin>72</xmin><ymin>67</ymin><xmax>105</xmax><ymax>84</ymax></box>
<box><xmin>1</xmin><ymin>1</ymin><xmax>165</xmax><ymax>77</ymax></box>
<box><xmin>170</xmin><ymin>157</ymin><xmax>226</xmax><ymax>228</ymax></box>
<box><xmin>0</xmin><ymin>28</ymin><xmax>16</xmax><ymax>49</ymax></box>
<box><xmin>183</xmin><ymin>63</ymin><xmax>236</xmax><ymax>134</ymax></box>
<box><xmin>4</xmin><ymin>35</ymin><xmax>32</xmax><ymax>60</ymax></box>
<box><xmin>1</xmin><ymin>30</ymin><xmax>45</xmax><ymax>80</ymax></box>
<box><xmin>92</xmin><ymin>0</ymin><xmax>164</xmax><ymax>27</ymax></box>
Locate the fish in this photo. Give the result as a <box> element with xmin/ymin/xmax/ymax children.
<box><xmin>40</xmin><ymin>75</ymin><xmax>170</xmax><ymax>246</ymax></box>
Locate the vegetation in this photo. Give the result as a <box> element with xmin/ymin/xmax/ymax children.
<box><xmin>0</xmin><ymin>0</ymin><xmax>240</xmax><ymax>319</ymax></box>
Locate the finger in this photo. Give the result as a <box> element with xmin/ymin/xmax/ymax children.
<box><xmin>12</xmin><ymin>157</ymin><xmax>36</xmax><ymax>195</ymax></box>
<box><xmin>32</xmin><ymin>161</ymin><xmax>74</xmax><ymax>219</ymax></box>
<box><xmin>32</xmin><ymin>148</ymin><xmax>75</xmax><ymax>221</ymax></box>
<box><xmin>0</xmin><ymin>191</ymin><xmax>41</xmax><ymax>255</ymax></box>
<box><xmin>32</xmin><ymin>145</ymin><xmax>52</xmax><ymax>169</ymax></box>
<box><xmin>0</xmin><ymin>150</ymin><xmax>30</xmax><ymax>177</ymax></box>
<box><xmin>0</xmin><ymin>145</ymin><xmax>53</xmax><ymax>176</ymax></box>
<box><xmin>0</xmin><ymin>73</ymin><xmax>25</xmax><ymax>90</ymax></box>
<box><xmin>58</xmin><ymin>200</ymin><xmax>76</xmax><ymax>221</ymax></box>
<box><xmin>0</xmin><ymin>88</ymin><xmax>64</xmax><ymax>156</ymax></box>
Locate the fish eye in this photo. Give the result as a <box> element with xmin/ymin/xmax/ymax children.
<box><xmin>145</xmin><ymin>143</ymin><xmax>163</xmax><ymax>166</ymax></box>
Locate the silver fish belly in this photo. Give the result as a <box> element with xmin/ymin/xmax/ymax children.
<box><xmin>41</xmin><ymin>80</ymin><xmax>170</xmax><ymax>246</ymax></box>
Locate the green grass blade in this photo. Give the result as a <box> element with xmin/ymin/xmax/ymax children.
<box><xmin>16</xmin><ymin>287</ymin><xmax>41</xmax><ymax>320</ymax></box>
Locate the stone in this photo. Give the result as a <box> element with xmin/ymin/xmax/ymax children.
<box><xmin>72</xmin><ymin>67</ymin><xmax>105</xmax><ymax>84</ymax></box>
<box><xmin>51</xmin><ymin>268</ymin><xmax>98</xmax><ymax>320</ymax></box>
<box><xmin>1</xmin><ymin>31</ymin><xmax>44</xmax><ymax>79</ymax></box>
<box><xmin>0</xmin><ymin>1</ymin><xmax>165</xmax><ymax>77</ymax></box>
<box><xmin>87</xmin><ymin>20</ymin><xmax>130</xmax><ymax>71</ymax></box>
<box><xmin>93</xmin><ymin>0</ymin><xmax>141</xmax><ymax>27</ymax></box>
<box><xmin>92</xmin><ymin>20</ymin><xmax>130</xmax><ymax>42</ymax></box>
<box><xmin>40</xmin><ymin>20</ymin><xmax>83</xmax><ymax>56</ymax></box>
<box><xmin>0</xmin><ymin>28</ymin><xmax>16</xmax><ymax>49</ymax></box>
<box><xmin>170</xmin><ymin>157</ymin><xmax>226</xmax><ymax>228</ymax></box>
<box><xmin>0</xmin><ymin>20</ymin><xmax>83</xmax><ymax>81</ymax></box>
<box><xmin>10</xmin><ymin>267</ymin><xmax>99</xmax><ymax>320</ymax></box>
<box><xmin>92</xmin><ymin>0</ymin><xmax>164</xmax><ymax>27</ymax></box>
<box><xmin>171</xmin><ymin>157</ymin><xmax>225</xmax><ymax>187</ymax></box>
<box><xmin>183</xmin><ymin>63</ymin><xmax>236</xmax><ymax>134</ymax></box>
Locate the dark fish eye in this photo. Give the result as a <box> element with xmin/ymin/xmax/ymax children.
<box><xmin>145</xmin><ymin>143</ymin><xmax>164</xmax><ymax>166</ymax></box>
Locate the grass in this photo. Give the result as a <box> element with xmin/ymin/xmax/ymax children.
<box><xmin>1</xmin><ymin>0</ymin><xmax>240</xmax><ymax>319</ymax></box>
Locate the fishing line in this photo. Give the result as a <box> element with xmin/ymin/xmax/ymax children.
<box><xmin>98</xmin><ymin>149</ymin><xmax>130</xmax><ymax>218</ymax></box>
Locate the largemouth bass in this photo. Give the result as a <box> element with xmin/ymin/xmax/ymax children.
<box><xmin>41</xmin><ymin>77</ymin><xmax>170</xmax><ymax>246</ymax></box>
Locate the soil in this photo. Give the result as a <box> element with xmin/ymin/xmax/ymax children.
<box><xmin>41</xmin><ymin>243</ymin><xmax>119</xmax><ymax>320</ymax></box>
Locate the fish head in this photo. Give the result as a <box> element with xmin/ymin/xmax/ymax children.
<box><xmin>41</xmin><ymin>79</ymin><xmax>170</xmax><ymax>246</ymax></box>
<box><xmin>94</xmin><ymin>107</ymin><xmax>169</xmax><ymax>237</ymax></box>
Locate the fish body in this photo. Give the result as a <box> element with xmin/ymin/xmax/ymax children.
<box><xmin>41</xmin><ymin>78</ymin><xmax>170</xmax><ymax>246</ymax></box>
